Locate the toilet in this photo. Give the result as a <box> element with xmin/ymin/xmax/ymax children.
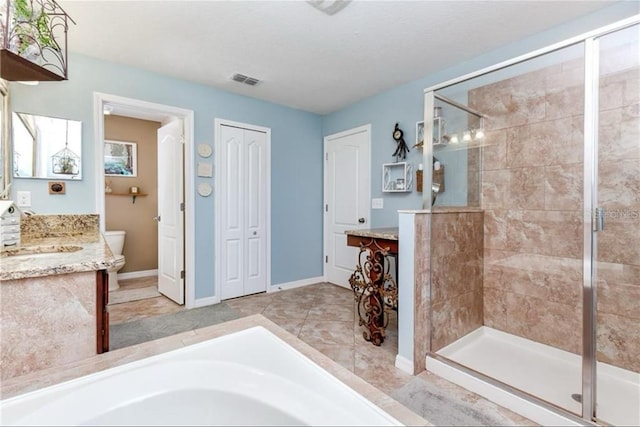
<box><xmin>104</xmin><ymin>230</ymin><xmax>126</xmax><ymax>291</ymax></box>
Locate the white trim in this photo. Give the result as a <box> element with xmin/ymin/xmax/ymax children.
<box><xmin>214</xmin><ymin>118</ymin><xmax>272</xmax><ymax>302</ymax></box>
<box><xmin>267</xmin><ymin>276</ymin><xmax>324</xmax><ymax>293</ymax></box>
<box><xmin>322</xmin><ymin>124</ymin><xmax>372</xmax><ymax>282</ymax></box>
<box><xmin>424</xmin><ymin>14</ymin><xmax>640</xmax><ymax>93</ymax></box>
<box><xmin>397</xmin><ymin>212</ymin><xmax>416</xmax><ymax>372</ymax></box>
<box><xmin>117</xmin><ymin>269</ymin><xmax>158</xmax><ymax>280</ymax></box>
<box><xmin>395</xmin><ymin>354</ymin><xmax>415</xmax><ymax>375</ymax></box>
<box><xmin>193</xmin><ymin>296</ymin><xmax>219</xmax><ymax>308</ymax></box>
<box><xmin>93</xmin><ymin>92</ymin><xmax>196</xmax><ymax>309</ymax></box>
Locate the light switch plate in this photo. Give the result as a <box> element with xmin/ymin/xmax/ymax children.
<box><xmin>16</xmin><ymin>191</ymin><xmax>31</xmax><ymax>207</ymax></box>
<box><xmin>371</xmin><ymin>198</ymin><xmax>383</xmax><ymax>209</ymax></box>
<box><xmin>197</xmin><ymin>162</ymin><xmax>213</xmax><ymax>177</ymax></box>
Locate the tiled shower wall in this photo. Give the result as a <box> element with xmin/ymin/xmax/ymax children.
<box><xmin>468</xmin><ymin>41</ymin><xmax>639</xmax><ymax>372</ymax></box>
<box><xmin>430</xmin><ymin>210</ymin><xmax>484</xmax><ymax>352</ymax></box>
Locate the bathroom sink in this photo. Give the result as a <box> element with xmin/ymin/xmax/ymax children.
<box><xmin>1</xmin><ymin>245</ymin><xmax>83</xmax><ymax>257</ymax></box>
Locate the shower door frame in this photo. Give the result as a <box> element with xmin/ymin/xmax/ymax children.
<box><xmin>421</xmin><ymin>14</ymin><xmax>640</xmax><ymax>424</ymax></box>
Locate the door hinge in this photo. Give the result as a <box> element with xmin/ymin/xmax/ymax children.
<box><xmin>180</xmin><ymin>135</ymin><xmax>185</xmax><ymax>144</ymax></box>
<box><xmin>325</xmin><ymin>204</ymin><xmax>328</xmax><ymax>212</ymax></box>
<box><xmin>325</xmin><ymin>255</ymin><xmax>328</xmax><ymax>263</ymax></box>
<box><xmin>180</xmin><ymin>270</ymin><xmax>185</xmax><ymax>279</ymax></box>
<box><xmin>180</xmin><ymin>202</ymin><xmax>185</xmax><ymax>211</ymax></box>
<box><xmin>325</xmin><ymin>152</ymin><xmax>328</xmax><ymax>161</ymax></box>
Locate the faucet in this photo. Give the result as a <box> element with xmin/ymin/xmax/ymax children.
<box><xmin>431</xmin><ymin>182</ymin><xmax>441</xmax><ymax>206</ymax></box>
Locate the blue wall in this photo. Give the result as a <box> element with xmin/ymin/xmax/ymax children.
<box><xmin>323</xmin><ymin>1</ymin><xmax>639</xmax><ymax>227</ymax></box>
<box><xmin>9</xmin><ymin>54</ymin><xmax>324</xmax><ymax>299</ymax></box>
<box><xmin>7</xmin><ymin>1</ymin><xmax>638</xmax><ymax>300</ymax></box>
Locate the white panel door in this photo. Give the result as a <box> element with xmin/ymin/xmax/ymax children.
<box><xmin>220</xmin><ymin>124</ymin><xmax>267</xmax><ymax>300</ymax></box>
<box><xmin>157</xmin><ymin>120</ymin><xmax>184</xmax><ymax>304</ymax></box>
<box><xmin>244</xmin><ymin>130</ymin><xmax>267</xmax><ymax>295</ymax></box>
<box><xmin>324</xmin><ymin>126</ymin><xmax>370</xmax><ymax>288</ymax></box>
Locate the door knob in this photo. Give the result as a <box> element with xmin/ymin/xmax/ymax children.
<box><xmin>153</xmin><ymin>216</ymin><xmax>160</xmax><ymax>222</ymax></box>
<box><xmin>358</xmin><ymin>217</ymin><xmax>365</xmax><ymax>224</ymax></box>
<box><xmin>253</xmin><ymin>231</ymin><xmax>257</xmax><ymax>236</ymax></box>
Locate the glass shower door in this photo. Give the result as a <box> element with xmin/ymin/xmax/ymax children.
<box><xmin>593</xmin><ymin>23</ymin><xmax>640</xmax><ymax>426</ymax></box>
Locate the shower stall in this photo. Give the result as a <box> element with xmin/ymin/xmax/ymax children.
<box><xmin>420</xmin><ymin>17</ymin><xmax>639</xmax><ymax>426</ymax></box>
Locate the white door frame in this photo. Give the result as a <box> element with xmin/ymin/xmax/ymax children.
<box><xmin>322</xmin><ymin>124</ymin><xmax>372</xmax><ymax>282</ymax></box>
<box><xmin>93</xmin><ymin>92</ymin><xmax>196</xmax><ymax>308</ymax></box>
<box><xmin>214</xmin><ymin>118</ymin><xmax>272</xmax><ymax>302</ymax></box>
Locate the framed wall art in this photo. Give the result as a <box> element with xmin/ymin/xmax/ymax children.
<box><xmin>104</xmin><ymin>140</ymin><xmax>137</xmax><ymax>177</ymax></box>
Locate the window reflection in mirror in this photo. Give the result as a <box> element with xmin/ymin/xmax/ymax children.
<box><xmin>12</xmin><ymin>113</ymin><xmax>82</xmax><ymax>180</ymax></box>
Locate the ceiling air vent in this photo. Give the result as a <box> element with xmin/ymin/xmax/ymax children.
<box><xmin>232</xmin><ymin>73</ymin><xmax>261</xmax><ymax>86</ymax></box>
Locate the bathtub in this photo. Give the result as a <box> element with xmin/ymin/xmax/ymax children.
<box><xmin>1</xmin><ymin>326</ymin><xmax>402</xmax><ymax>426</ymax></box>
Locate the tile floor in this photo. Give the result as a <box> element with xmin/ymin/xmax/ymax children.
<box><xmin>108</xmin><ymin>280</ymin><xmax>534</xmax><ymax>425</ymax></box>
<box><xmin>109</xmin><ymin>276</ymin><xmax>184</xmax><ymax>324</ymax></box>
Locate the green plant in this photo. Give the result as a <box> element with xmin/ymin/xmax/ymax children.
<box><xmin>11</xmin><ymin>0</ymin><xmax>59</xmax><ymax>55</ymax></box>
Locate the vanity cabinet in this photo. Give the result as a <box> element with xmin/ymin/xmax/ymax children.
<box><xmin>0</xmin><ymin>270</ymin><xmax>109</xmax><ymax>381</ymax></box>
<box><xmin>0</xmin><ymin>214</ymin><xmax>113</xmax><ymax>380</ymax></box>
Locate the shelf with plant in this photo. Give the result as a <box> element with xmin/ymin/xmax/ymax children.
<box><xmin>0</xmin><ymin>0</ymin><xmax>74</xmax><ymax>81</ymax></box>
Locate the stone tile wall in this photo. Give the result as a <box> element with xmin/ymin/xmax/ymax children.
<box><xmin>429</xmin><ymin>211</ymin><xmax>484</xmax><ymax>352</ymax></box>
<box><xmin>469</xmin><ymin>41</ymin><xmax>639</xmax><ymax>372</ymax></box>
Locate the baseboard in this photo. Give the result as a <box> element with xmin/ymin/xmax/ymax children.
<box><xmin>193</xmin><ymin>296</ymin><xmax>219</xmax><ymax>308</ymax></box>
<box><xmin>267</xmin><ymin>276</ymin><xmax>324</xmax><ymax>293</ymax></box>
<box><xmin>118</xmin><ymin>269</ymin><xmax>158</xmax><ymax>280</ymax></box>
<box><xmin>193</xmin><ymin>276</ymin><xmax>323</xmax><ymax>307</ymax></box>
<box><xmin>395</xmin><ymin>354</ymin><xmax>415</xmax><ymax>375</ymax></box>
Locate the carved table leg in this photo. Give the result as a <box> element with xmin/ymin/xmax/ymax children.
<box><xmin>348</xmin><ymin>240</ymin><xmax>398</xmax><ymax>346</ymax></box>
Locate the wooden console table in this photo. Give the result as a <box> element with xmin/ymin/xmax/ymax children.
<box><xmin>345</xmin><ymin>227</ymin><xmax>398</xmax><ymax>346</ymax></box>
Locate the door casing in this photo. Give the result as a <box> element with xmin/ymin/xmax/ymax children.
<box><xmin>93</xmin><ymin>92</ymin><xmax>196</xmax><ymax>308</ymax></box>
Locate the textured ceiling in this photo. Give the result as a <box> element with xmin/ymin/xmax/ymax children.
<box><xmin>59</xmin><ymin>1</ymin><xmax>614</xmax><ymax>114</ymax></box>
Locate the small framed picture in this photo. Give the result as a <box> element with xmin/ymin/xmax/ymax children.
<box><xmin>416</xmin><ymin>121</ymin><xmax>424</xmax><ymax>148</ymax></box>
<box><xmin>104</xmin><ymin>140</ymin><xmax>137</xmax><ymax>177</ymax></box>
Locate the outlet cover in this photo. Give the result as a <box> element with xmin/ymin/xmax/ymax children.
<box><xmin>371</xmin><ymin>198</ymin><xmax>384</xmax><ymax>209</ymax></box>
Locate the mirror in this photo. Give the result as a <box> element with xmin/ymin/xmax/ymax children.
<box><xmin>12</xmin><ymin>112</ymin><xmax>82</xmax><ymax>180</ymax></box>
<box><xmin>0</xmin><ymin>81</ymin><xmax>9</xmax><ymax>198</ymax></box>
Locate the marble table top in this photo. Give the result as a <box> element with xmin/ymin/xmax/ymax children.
<box><xmin>344</xmin><ymin>227</ymin><xmax>399</xmax><ymax>241</ymax></box>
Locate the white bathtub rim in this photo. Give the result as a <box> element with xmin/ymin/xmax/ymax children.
<box><xmin>8</xmin><ymin>360</ymin><xmax>360</xmax><ymax>426</ymax></box>
<box><xmin>1</xmin><ymin>326</ymin><xmax>402</xmax><ymax>426</ymax></box>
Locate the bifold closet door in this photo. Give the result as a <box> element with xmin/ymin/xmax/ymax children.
<box><xmin>219</xmin><ymin>124</ymin><xmax>267</xmax><ymax>300</ymax></box>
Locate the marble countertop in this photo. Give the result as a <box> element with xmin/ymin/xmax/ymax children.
<box><xmin>398</xmin><ymin>207</ymin><xmax>484</xmax><ymax>214</ymax></box>
<box><xmin>344</xmin><ymin>227</ymin><xmax>399</xmax><ymax>240</ymax></box>
<box><xmin>0</xmin><ymin>234</ymin><xmax>116</xmax><ymax>281</ymax></box>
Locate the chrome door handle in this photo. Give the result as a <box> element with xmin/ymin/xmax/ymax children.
<box><xmin>594</xmin><ymin>208</ymin><xmax>604</xmax><ymax>232</ymax></box>
<box><xmin>153</xmin><ymin>216</ymin><xmax>160</xmax><ymax>222</ymax></box>
<box><xmin>358</xmin><ymin>217</ymin><xmax>365</xmax><ymax>224</ymax></box>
